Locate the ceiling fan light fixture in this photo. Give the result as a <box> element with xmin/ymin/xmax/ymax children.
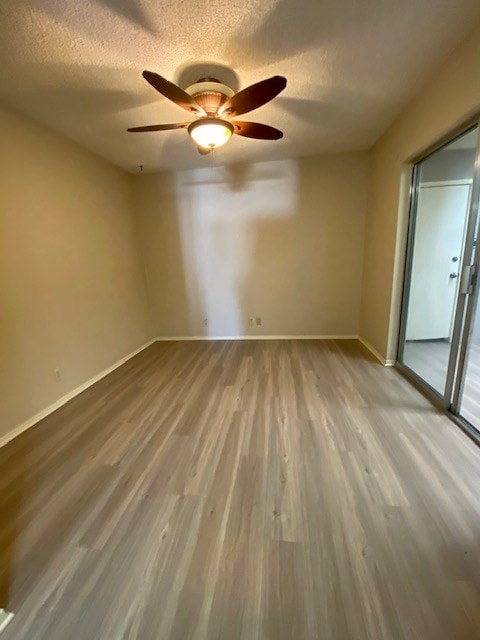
<box><xmin>188</xmin><ymin>118</ymin><xmax>234</xmax><ymax>149</ymax></box>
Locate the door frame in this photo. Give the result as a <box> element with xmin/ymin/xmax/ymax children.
<box><xmin>450</xmin><ymin>127</ymin><xmax>480</xmax><ymax>415</ymax></box>
<box><xmin>397</xmin><ymin>120</ymin><xmax>480</xmax><ymax>424</ymax></box>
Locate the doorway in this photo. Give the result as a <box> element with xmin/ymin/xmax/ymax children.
<box><xmin>398</xmin><ymin>124</ymin><xmax>480</xmax><ymax>437</ymax></box>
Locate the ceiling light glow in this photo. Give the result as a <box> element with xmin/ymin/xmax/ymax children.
<box><xmin>189</xmin><ymin>118</ymin><xmax>234</xmax><ymax>149</ymax></box>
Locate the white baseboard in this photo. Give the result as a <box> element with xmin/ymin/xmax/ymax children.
<box><xmin>0</xmin><ymin>338</ymin><xmax>156</xmax><ymax>451</ymax></box>
<box><xmin>358</xmin><ymin>336</ymin><xmax>395</xmax><ymax>367</ymax></box>
<box><xmin>156</xmin><ymin>334</ymin><xmax>359</xmax><ymax>341</ymax></box>
<box><xmin>0</xmin><ymin>610</ymin><xmax>14</xmax><ymax>634</ymax></box>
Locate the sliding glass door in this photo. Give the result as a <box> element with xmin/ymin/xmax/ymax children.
<box><xmin>398</xmin><ymin>123</ymin><xmax>480</xmax><ymax>437</ymax></box>
<box><xmin>458</xmin><ymin>285</ymin><xmax>480</xmax><ymax>429</ymax></box>
<box><xmin>454</xmin><ymin>151</ymin><xmax>480</xmax><ymax>432</ymax></box>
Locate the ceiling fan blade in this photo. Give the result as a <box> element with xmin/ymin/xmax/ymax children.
<box><xmin>142</xmin><ymin>71</ymin><xmax>206</xmax><ymax>115</ymax></box>
<box><xmin>232</xmin><ymin>121</ymin><xmax>283</xmax><ymax>140</ymax></box>
<box><xmin>219</xmin><ymin>76</ymin><xmax>287</xmax><ymax>117</ymax></box>
<box><xmin>197</xmin><ymin>146</ymin><xmax>211</xmax><ymax>155</ymax></box>
<box><xmin>127</xmin><ymin>123</ymin><xmax>189</xmax><ymax>132</ymax></box>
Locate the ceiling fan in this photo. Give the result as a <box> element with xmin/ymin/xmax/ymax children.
<box><xmin>127</xmin><ymin>71</ymin><xmax>287</xmax><ymax>154</ymax></box>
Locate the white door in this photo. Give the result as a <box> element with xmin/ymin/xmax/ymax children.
<box><xmin>406</xmin><ymin>183</ymin><xmax>471</xmax><ymax>341</ymax></box>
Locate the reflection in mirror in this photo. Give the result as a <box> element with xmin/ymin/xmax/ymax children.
<box><xmin>401</xmin><ymin>127</ymin><xmax>478</xmax><ymax>395</ymax></box>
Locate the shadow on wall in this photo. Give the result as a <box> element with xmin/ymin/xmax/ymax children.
<box><xmin>137</xmin><ymin>154</ymin><xmax>367</xmax><ymax>339</ymax></box>
<box><xmin>172</xmin><ymin>161</ymin><xmax>299</xmax><ymax>337</ymax></box>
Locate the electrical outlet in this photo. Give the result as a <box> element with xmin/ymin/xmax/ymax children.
<box><xmin>248</xmin><ymin>317</ymin><xmax>254</xmax><ymax>328</ymax></box>
<box><xmin>53</xmin><ymin>367</ymin><xmax>61</xmax><ymax>380</ymax></box>
<box><xmin>203</xmin><ymin>318</ymin><xmax>208</xmax><ymax>328</ymax></box>
<box><xmin>256</xmin><ymin>317</ymin><xmax>262</xmax><ymax>326</ymax></box>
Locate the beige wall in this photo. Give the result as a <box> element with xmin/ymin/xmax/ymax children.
<box><xmin>0</xmin><ymin>103</ymin><xmax>153</xmax><ymax>441</ymax></box>
<box><xmin>360</xmin><ymin>22</ymin><xmax>480</xmax><ymax>361</ymax></box>
<box><xmin>134</xmin><ymin>154</ymin><xmax>368</xmax><ymax>338</ymax></box>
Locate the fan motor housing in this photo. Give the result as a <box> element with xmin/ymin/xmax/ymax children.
<box><xmin>184</xmin><ymin>78</ymin><xmax>234</xmax><ymax>115</ymax></box>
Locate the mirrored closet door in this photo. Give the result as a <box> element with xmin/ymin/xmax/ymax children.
<box><xmin>398</xmin><ymin>123</ymin><xmax>480</xmax><ymax>437</ymax></box>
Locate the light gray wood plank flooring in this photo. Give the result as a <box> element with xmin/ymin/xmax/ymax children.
<box><xmin>403</xmin><ymin>339</ymin><xmax>480</xmax><ymax>428</ymax></box>
<box><xmin>1</xmin><ymin>339</ymin><xmax>480</xmax><ymax>639</ymax></box>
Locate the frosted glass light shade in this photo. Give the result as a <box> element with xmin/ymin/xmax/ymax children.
<box><xmin>189</xmin><ymin>118</ymin><xmax>234</xmax><ymax>149</ymax></box>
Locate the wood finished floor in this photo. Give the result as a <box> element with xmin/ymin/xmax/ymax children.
<box><xmin>1</xmin><ymin>339</ymin><xmax>480</xmax><ymax>639</ymax></box>
<box><xmin>403</xmin><ymin>339</ymin><xmax>480</xmax><ymax>428</ymax></box>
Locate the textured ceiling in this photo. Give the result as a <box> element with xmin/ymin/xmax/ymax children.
<box><xmin>0</xmin><ymin>0</ymin><xmax>479</xmax><ymax>173</ymax></box>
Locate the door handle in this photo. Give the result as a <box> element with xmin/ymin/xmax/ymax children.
<box><xmin>460</xmin><ymin>265</ymin><xmax>478</xmax><ymax>294</ymax></box>
<box><xmin>449</xmin><ymin>273</ymin><xmax>458</xmax><ymax>279</ymax></box>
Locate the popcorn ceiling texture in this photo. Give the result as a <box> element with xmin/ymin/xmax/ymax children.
<box><xmin>0</xmin><ymin>0</ymin><xmax>479</xmax><ymax>173</ymax></box>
